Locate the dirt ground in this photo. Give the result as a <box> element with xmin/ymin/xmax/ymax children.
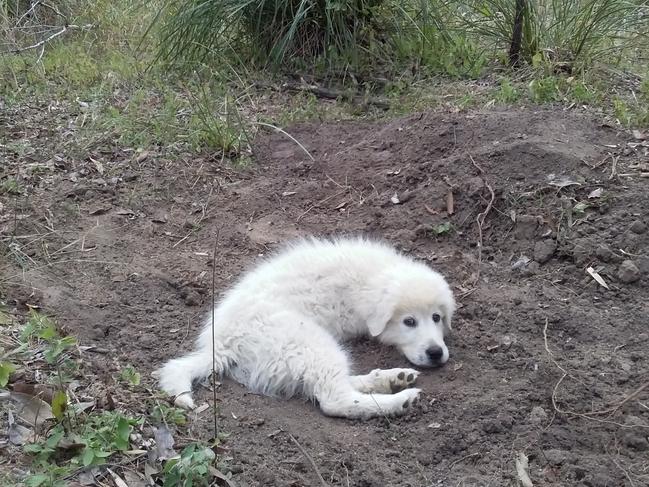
<box><xmin>2</xmin><ymin>106</ymin><xmax>649</xmax><ymax>486</ymax></box>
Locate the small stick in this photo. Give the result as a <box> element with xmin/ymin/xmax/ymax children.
<box><xmin>288</xmin><ymin>433</ymin><xmax>329</xmax><ymax>487</ymax></box>
<box><xmin>211</xmin><ymin>229</ymin><xmax>221</xmax><ymax>448</ymax></box>
<box><xmin>468</xmin><ymin>155</ymin><xmax>495</xmax><ymax>287</ymax></box>
<box><xmin>255</xmin><ymin>122</ymin><xmax>314</xmax><ymax>161</ymax></box>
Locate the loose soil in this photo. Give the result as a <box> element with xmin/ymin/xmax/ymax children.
<box><xmin>2</xmin><ymin>107</ymin><xmax>649</xmax><ymax>486</ymax></box>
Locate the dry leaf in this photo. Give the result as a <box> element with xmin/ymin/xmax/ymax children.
<box><xmin>208</xmin><ymin>466</ymin><xmax>237</xmax><ymax>487</ymax></box>
<box><xmin>547</xmin><ymin>174</ymin><xmax>580</xmax><ymax>188</ymax></box>
<box><xmin>10</xmin><ymin>391</ymin><xmax>54</xmax><ymax>426</ymax></box>
<box><xmin>71</xmin><ymin>401</ymin><xmax>96</xmax><ymax>414</ymax></box>
<box><xmin>515</xmin><ymin>452</ymin><xmax>534</xmax><ymax>487</ymax></box>
<box><xmin>136</xmin><ymin>151</ymin><xmax>150</xmax><ymax>163</ymax></box>
<box><xmin>8</xmin><ymin>410</ymin><xmax>35</xmax><ymax>445</ymax></box>
<box><xmin>12</xmin><ymin>382</ymin><xmax>55</xmax><ymax>404</ymax></box>
<box><xmin>89</xmin><ymin>157</ymin><xmax>104</xmax><ymax>175</ymax></box>
<box><xmin>121</xmin><ymin>470</ymin><xmax>147</xmax><ymax>487</ymax></box>
<box><xmin>588</xmin><ymin>188</ymin><xmax>603</xmax><ymax>198</ymax></box>
<box><xmin>106</xmin><ymin>468</ymin><xmax>128</xmax><ymax>487</ymax></box>
<box><xmin>152</xmin><ymin>425</ymin><xmax>176</xmax><ymax>462</ymax></box>
<box><xmin>194</xmin><ymin>403</ymin><xmax>210</xmax><ymax>414</ymax></box>
<box><xmin>334</xmin><ymin>201</ymin><xmax>347</xmax><ymax>210</ymax></box>
<box><xmin>89</xmin><ymin>206</ymin><xmax>111</xmax><ymax>216</ymax></box>
<box><xmin>77</xmin><ymin>469</ymin><xmax>100</xmax><ymax>486</ymax></box>
<box><xmin>632</xmin><ymin>130</ymin><xmax>647</xmax><ymax>140</ymax></box>
<box><xmin>586</xmin><ymin>267</ymin><xmax>610</xmax><ymax>290</ymax></box>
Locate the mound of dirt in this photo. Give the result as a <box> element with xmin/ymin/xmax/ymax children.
<box><xmin>2</xmin><ymin>107</ymin><xmax>649</xmax><ymax>486</ymax></box>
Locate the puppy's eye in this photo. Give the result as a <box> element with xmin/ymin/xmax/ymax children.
<box><xmin>432</xmin><ymin>313</ymin><xmax>441</xmax><ymax>323</ymax></box>
<box><xmin>403</xmin><ymin>317</ymin><xmax>417</xmax><ymax>328</ymax></box>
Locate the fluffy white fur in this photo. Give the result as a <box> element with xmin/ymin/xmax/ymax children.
<box><xmin>155</xmin><ymin>237</ymin><xmax>455</xmax><ymax>419</ymax></box>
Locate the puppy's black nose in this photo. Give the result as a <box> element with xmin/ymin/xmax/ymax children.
<box><xmin>426</xmin><ymin>346</ymin><xmax>444</xmax><ymax>362</ymax></box>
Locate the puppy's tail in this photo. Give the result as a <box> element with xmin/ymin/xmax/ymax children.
<box><xmin>155</xmin><ymin>343</ymin><xmax>227</xmax><ymax>410</ymax></box>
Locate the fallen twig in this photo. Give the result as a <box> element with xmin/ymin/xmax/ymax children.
<box><xmin>288</xmin><ymin>433</ymin><xmax>329</xmax><ymax>487</ymax></box>
<box><xmin>255</xmin><ymin>122</ymin><xmax>314</xmax><ymax>161</ymax></box>
<box><xmin>468</xmin><ymin>155</ymin><xmax>495</xmax><ymax>289</ymax></box>
<box><xmin>6</xmin><ymin>24</ymin><xmax>94</xmax><ymax>54</ymax></box>
<box><xmin>609</xmin><ymin>155</ymin><xmax>619</xmax><ymax>180</ymax></box>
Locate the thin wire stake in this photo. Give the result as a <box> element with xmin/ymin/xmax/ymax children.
<box><xmin>211</xmin><ymin>229</ymin><xmax>220</xmax><ymax>450</ymax></box>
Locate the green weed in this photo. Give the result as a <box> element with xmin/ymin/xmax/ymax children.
<box><xmin>162</xmin><ymin>443</ymin><xmax>215</xmax><ymax>487</ymax></box>
<box><xmin>151</xmin><ymin>403</ymin><xmax>188</xmax><ymax>426</ymax></box>
<box><xmin>20</xmin><ymin>311</ymin><xmax>77</xmax><ymax>365</ymax></box>
<box><xmin>432</xmin><ymin>222</ymin><xmax>453</xmax><ymax>235</ymax></box>
<box><xmin>496</xmin><ymin>78</ymin><xmax>520</xmax><ymax>103</ymax></box>
<box><xmin>0</xmin><ymin>360</ymin><xmax>16</xmax><ymax>386</ymax></box>
<box><xmin>24</xmin><ymin>412</ymin><xmax>140</xmax><ymax>484</ymax></box>
<box><xmin>119</xmin><ymin>365</ymin><xmax>141</xmax><ymax>386</ymax></box>
<box><xmin>528</xmin><ymin>76</ymin><xmax>561</xmax><ymax>103</ymax></box>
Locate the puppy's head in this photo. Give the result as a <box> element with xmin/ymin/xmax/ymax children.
<box><xmin>364</xmin><ymin>262</ymin><xmax>455</xmax><ymax>368</ymax></box>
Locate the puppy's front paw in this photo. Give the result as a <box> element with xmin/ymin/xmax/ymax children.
<box><xmin>394</xmin><ymin>387</ymin><xmax>421</xmax><ymax>414</ymax></box>
<box><xmin>173</xmin><ymin>392</ymin><xmax>196</xmax><ymax>410</ymax></box>
<box><xmin>384</xmin><ymin>368</ymin><xmax>420</xmax><ymax>393</ymax></box>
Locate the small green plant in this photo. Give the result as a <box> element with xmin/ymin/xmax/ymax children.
<box><xmin>162</xmin><ymin>443</ymin><xmax>215</xmax><ymax>487</ymax></box>
<box><xmin>151</xmin><ymin>403</ymin><xmax>187</xmax><ymax>426</ymax></box>
<box><xmin>21</xmin><ymin>311</ymin><xmax>77</xmax><ymax>364</ymax></box>
<box><xmin>431</xmin><ymin>222</ymin><xmax>453</xmax><ymax>235</ymax></box>
<box><xmin>528</xmin><ymin>77</ymin><xmax>561</xmax><ymax>103</ymax></box>
<box><xmin>77</xmin><ymin>412</ymin><xmax>138</xmax><ymax>466</ymax></box>
<box><xmin>573</xmin><ymin>201</ymin><xmax>589</xmax><ymax>216</ymax></box>
<box><xmin>120</xmin><ymin>365</ymin><xmax>141</xmax><ymax>386</ymax></box>
<box><xmin>496</xmin><ymin>78</ymin><xmax>520</xmax><ymax>103</ymax></box>
<box><xmin>1</xmin><ymin>178</ymin><xmax>21</xmax><ymax>194</ymax></box>
<box><xmin>25</xmin><ymin>411</ymin><xmax>139</xmax><ymax>478</ymax></box>
<box><xmin>0</xmin><ymin>360</ymin><xmax>16</xmax><ymax>387</ymax></box>
<box><xmin>613</xmin><ymin>97</ymin><xmax>632</xmax><ymax>126</ymax></box>
<box><xmin>569</xmin><ymin>80</ymin><xmax>595</xmax><ymax>104</ymax></box>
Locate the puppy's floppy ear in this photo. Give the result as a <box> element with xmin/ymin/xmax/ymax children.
<box><xmin>366</xmin><ymin>296</ymin><xmax>396</xmax><ymax>337</ymax></box>
<box><xmin>358</xmin><ymin>281</ymin><xmax>397</xmax><ymax>337</ymax></box>
<box><xmin>440</xmin><ymin>294</ymin><xmax>456</xmax><ymax>333</ymax></box>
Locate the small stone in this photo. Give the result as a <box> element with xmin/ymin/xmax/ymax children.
<box><xmin>534</xmin><ymin>240</ymin><xmax>557</xmax><ymax>264</ymax></box>
<box><xmin>529</xmin><ymin>406</ymin><xmax>548</xmax><ymax>425</ymax></box>
<box><xmin>587</xmin><ymin>474</ymin><xmax>616</xmax><ymax>487</ymax></box>
<box><xmin>618</xmin><ymin>260</ymin><xmax>641</xmax><ymax>283</ymax></box>
<box><xmin>622</xmin><ymin>431</ymin><xmax>649</xmax><ymax>450</ymax></box>
<box><xmin>520</xmin><ymin>261</ymin><xmax>540</xmax><ymax>277</ymax></box>
<box><xmin>515</xmin><ymin>215</ymin><xmax>539</xmax><ymax>239</ymax></box>
<box><xmin>184</xmin><ymin>291</ymin><xmax>201</xmax><ymax>306</ymax></box>
<box><xmin>543</xmin><ymin>449</ymin><xmax>571</xmax><ymax>466</ymax></box>
<box><xmin>138</xmin><ymin>334</ymin><xmax>156</xmax><ymax>349</ymax></box>
<box><xmin>637</xmin><ymin>256</ymin><xmax>649</xmax><ymax>274</ymax></box>
<box><xmin>630</xmin><ymin>220</ymin><xmax>647</xmax><ymax>234</ymax></box>
<box><xmin>595</xmin><ymin>244</ymin><xmax>614</xmax><ymax>262</ymax></box>
<box><xmin>572</xmin><ymin>239</ymin><xmax>591</xmax><ymax>265</ymax></box>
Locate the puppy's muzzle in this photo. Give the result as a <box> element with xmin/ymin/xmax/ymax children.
<box><xmin>425</xmin><ymin>346</ymin><xmax>446</xmax><ymax>367</ymax></box>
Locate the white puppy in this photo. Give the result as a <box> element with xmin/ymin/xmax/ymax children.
<box><xmin>155</xmin><ymin>237</ymin><xmax>455</xmax><ymax>419</ymax></box>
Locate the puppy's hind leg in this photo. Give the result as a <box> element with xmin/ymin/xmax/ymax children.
<box><xmin>316</xmin><ymin>381</ymin><xmax>421</xmax><ymax>419</ymax></box>
<box><xmin>155</xmin><ymin>323</ymin><xmax>231</xmax><ymax>410</ymax></box>
<box><xmin>350</xmin><ymin>368</ymin><xmax>420</xmax><ymax>394</ymax></box>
